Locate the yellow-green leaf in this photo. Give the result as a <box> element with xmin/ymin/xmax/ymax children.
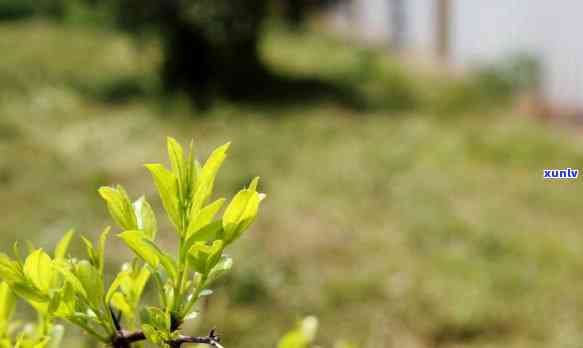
<box><xmin>54</xmin><ymin>229</ymin><xmax>75</xmax><ymax>260</ymax></box>
<box><xmin>98</xmin><ymin>186</ymin><xmax>138</xmax><ymax>231</ymax></box>
<box><xmin>186</xmin><ymin>198</ymin><xmax>225</xmax><ymax>239</ymax></box>
<box><xmin>222</xmin><ymin>179</ymin><xmax>263</xmax><ymax>244</ymax></box>
<box><xmin>118</xmin><ymin>231</ymin><xmax>160</xmax><ymax>269</ymax></box>
<box><xmin>75</xmin><ymin>261</ymin><xmax>104</xmax><ymax>310</ymax></box>
<box><xmin>23</xmin><ymin>250</ymin><xmax>53</xmax><ymax>293</ymax></box>
<box><xmin>0</xmin><ymin>282</ymin><xmax>15</xmax><ymax>332</ymax></box>
<box><xmin>192</xmin><ymin>143</ymin><xmax>230</xmax><ymax>212</ymax></box>
<box><xmin>133</xmin><ymin>197</ymin><xmax>157</xmax><ymax>240</ymax></box>
<box><xmin>145</xmin><ymin>164</ymin><xmax>180</xmax><ymax>229</ymax></box>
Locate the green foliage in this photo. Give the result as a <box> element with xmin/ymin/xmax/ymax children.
<box><xmin>0</xmin><ymin>137</ymin><xmax>265</xmax><ymax>347</ymax></box>
<box><xmin>277</xmin><ymin>317</ymin><xmax>358</xmax><ymax>348</ymax></box>
<box><xmin>277</xmin><ymin>317</ymin><xmax>318</xmax><ymax>348</ymax></box>
<box><xmin>0</xmin><ymin>0</ymin><xmax>72</xmax><ymax>21</ymax></box>
<box><xmin>431</xmin><ymin>54</ymin><xmax>541</xmax><ymax>115</ymax></box>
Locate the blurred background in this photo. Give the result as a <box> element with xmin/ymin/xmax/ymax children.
<box><xmin>2</xmin><ymin>0</ymin><xmax>583</xmax><ymax>347</ymax></box>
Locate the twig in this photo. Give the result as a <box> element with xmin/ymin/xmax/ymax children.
<box><xmin>112</xmin><ymin>328</ymin><xmax>222</xmax><ymax>348</ymax></box>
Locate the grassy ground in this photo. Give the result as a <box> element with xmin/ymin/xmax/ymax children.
<box><xmin>2</xmin><ymin>20</ymin><xmax>583</xmax><ymax>348</ymax></box>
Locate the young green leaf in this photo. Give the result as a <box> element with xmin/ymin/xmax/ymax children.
<box><xmin>185</xmin><ymin>221</ymin><xmax>223</xmax><ymax>249</ymax></box>
<box><xmin>52</xmin><ymin>263</ymin><xmax>87</xmax><ymax>299</ymax></box>
<box><xmin>0</xmin><ymin>282</ymin><xmax>15</xmax><ymax>334</ymax></box>
<box><xmin>167</xmin><ymin>137</ymin><xmax>186</xmax><ymax>181</ymax></box>
<box><xmin>188</xmin><ymin>240</ymin><xmax>224</xmax><ymax>275</ymax></box>
<box><xmin>111</xmin><ymin>292</ymin><xmax>133</xmax><ymax>320</ymax></box>
<box><xmin>53</xmin><ymin>229</ymin><xmax>75</xmax><ymax>260</ymax></box>
<box><xmin>97</xmin><ymin>228</ymin><xmax>109</xmax><ymax>275</ymax></box>
<box><xmin>106</xmin><ymin>271</ymin><xmax>128</xmax><ymax>306</ymax></box>
<box><xmin>98</xmin><ymin>186</ymin><xmax>138</xmax><ymax>231</ymax></box>
<box><xmin>277</xmin><ymin>317</ymin><xmax>319</xmax><ymax>348</ymax></box>
<box><xmin>81</xmin><ymin>236</ymin><xmax>97</xmax><ymax>267</ymax></box>
<box><xmin>118</xmin><ymin>231</ymin><xmax>178</xmax><ymax>282</ymax></box>
<box><xmin>145</xmin><ymin>164</ymin><xmax>180</xmax><ymax>230</ymax></box>
<box><xmin>191</xmin><ymin>143</ymin><xmax>230</xmax><ymax>212</ymax></box>
<box><xmin>10</xmin><ymin>282</ymin><xmax>49</xmax><ymax>304</ymax></box>
<box><xmin>74</xmin><ymin>260</ymin><xmax>104</xmax><ymax>310</ymax></box>
<box><xmin>206</xmin><ymin>256</ymin><xmax>233</xmax><ymax>285</ymax></box>
<box><xmin>186</xmin><ymin>198</ymin><xmax>225</xmax><ymax>240</ymax></box>
<box><xmin>222</xmin><ymin>177</ymin><xmax>264</xmax><ymax>244</ymax></box>
<box><xmin>118</xmin><ymin>231</ymin><xmax>160</xmax><ymax>269</ymax></box>
<box><xmin>0</xmin><ymin>253</ymin><xmax>24</xmax><ymax>284</ymax></box>
<box><xmin>133</xmin><ymin>196</ymin><xmax>158</xmax><ymax>240</ymax></box>
<box><xmin>23</xmin><ymin>250</ymin><xmax>53</xmax><ymax>294</ymax></box>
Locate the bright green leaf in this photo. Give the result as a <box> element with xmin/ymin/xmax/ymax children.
<box><xmin>52</xmin><ymin>263</ymin><xmax>87</xmax><ymax>299</ymax></box>
<box><xmin>0</xmin><ymin>253</ymin><xmax>23</xmax><ymax>283</ymax></box>
<box><xmin>98</xmin><ymin>186</ymin><xmax>138</xmax><ymax>231</ymax></box>
<box><xmin>97</xmin><ymin>227</ymin><xmax>109</xmax><ymax>275</ymax></box>
<box><xmin>106</xmin><ymin>271</ymin><xmax>128</xmax><ymax>305</ymax></box>
<box><xmin>111</xmin><ymin>292</ymin><xmax>133</xmax><ymax>320</ymax></box>
<box><xmin>188</xmin><ymin>240</ymin><xmax>224</xmax><ymax>275</ymax></box>
<box><xmin>186</xmin><ymin>198</ymin><xmax>225</xmax><ymax>239</ymax></box>
<box><xmin>222</xmin><ymin>179</ymin><xmax>263</xmax><ymax>244</ymax></box>
<box><xmin>207</xmin><ymin>256</ymin><xmax>233</xmax><ymax>285</ymax></box>
<box><xmin>167</xmin><ymin>137</ymin><xmax>186</xmax><ymax>180</ymax></box>
<box><xmin>145</xmin><ymin>164</ymin><xmax>180</xmax><ymax>229</ymax></box>
<box><xmin>0</xmin><ymin>283</ymin><xmax>15</xmax><ymax>333</ymax></box>
<box><xmin>133</xmin><ymin>197</ymin><xmax>157</xmax><ymax>240</ymax></box>
<box><xmin>118</xmin><ymin>231</ymin><xmax>160</xmax><ymax>269</ymax></box>
<box><xmin>53</xmin><ymin>229</ymin><xmax>75</xmax><ymax>260</ymax></box>
<box><xmin>74</xmin><ymin>261</ymin><xmax>104</xmax><ymax>310</ymax></box>
<box><xmin>23</xmin><ymin>250</ymin><xmax>53</xmax><ymax>293</ymax></box>
<box><xmin>118</xmin><ymin>231</ymin><xmax>177</xmax><ymax>282</ymax></box>
<box><xmin>191</xmin><ymin>143</ymin><xmax>230</xmax><ymax>212</ymax></box>
<box><xmin>11</xmin><ymin>283</ymin><xmax>49</xmax><ymax>303</ymax></box>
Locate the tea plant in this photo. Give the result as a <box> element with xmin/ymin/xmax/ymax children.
<box><xmin>0</xmin><ymin>137</ymin><xmax>265</xmax><ymax>347</ymax></box>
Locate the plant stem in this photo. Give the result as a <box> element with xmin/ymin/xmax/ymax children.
<box><xmin>111</xmin><ymin>329</ymin><xmax>221</xmax><ymax>348</ymax></box>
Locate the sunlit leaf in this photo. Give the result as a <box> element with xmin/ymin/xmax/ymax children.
<box><xmin>207</xmin><ymin>256</ymin><xmax>233</xmax><ymax>285</ymax></box>
<box><xmin>167</xmin><ymin>137</ymin><xmax>186</xmax><ymax>180</ymax></box>
<box><xmin>53</xmin><ymin>229</ymin><xmax>75</xmax><ymax>260</ymax></box>
<box><xmin>23</xmin><ymin>250</ymin><xmax>53</xmax><ymax>293</ymax></box>
<box><xmin>133</xmin><ymin>197</ymin><xmax>157</xmax><ymax>240</ymax></box>
<box><xmin>0</xmin><ymin>253</ymin><xmax>23</xmax><ymax>283</ymax></box>
<box><xmin>118</xmin><ymin>231</ymin><xmax>160</xmax><ymax>269</ymax></box>
<box><xmin>98</xmin><ymin>186</ymin><xmax>138</xmax><ymax>231</ymax></box>
<box><xmin>52</xmin><ymin>263</ymin><xmax>87</xmax><ymax>299</ymax></box>
<box><xmin>74</xmin><ymin>261</ymin><xmax>104</xmax><ymax>310</ymax></box>
<box><xmin>0</xmin><ymin>282</ymin><xmax>15</xmax><ymax>333</ymax></box>
<box><xmin>186</xmin><ymin>198</ymin><xmax>225</xmax><ymax>240</ymax></box>
<box><xmin>191</xmin><ymin>143</ymin><xmax>230</xmax><ymax>212</ymax></box>
<box><xmin>277</xmin><ymin>317</ymin><xmax>319</xmax><ymax>348</ymax></box>
<box><xmin>145</xmin><ymin>164</ymin><xmax>180</xmax><ymax>229</ymax></box>
<box><xmin>111</xmin><ymin>292</ymin><xmax>133</xmax><ymax>320</ymax></box>
<box><xmin>222</xmin><ymin>178</ymin><xmax>264</xmax><ymax>244</ymax></box>
<box><xmin>97</xmin><ymin>227</ymin><xmax>110</xmax><ymax>275</ymax></box>
<box><xmin>118</xmin><ymin>231</ymin><xmax>177</xmax><ymax>282</ymax></box>
<box><xmin>188</xmin><ymin>240</ymin><xmax>224</xmax><ymax>275</ymax></box>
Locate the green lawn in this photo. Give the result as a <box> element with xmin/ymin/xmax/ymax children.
<box><xmin>1</xmin><ymin>20</ymin><xmax>583</xmax><ymax>348</ymax></box>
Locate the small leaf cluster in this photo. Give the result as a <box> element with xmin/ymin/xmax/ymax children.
<box><xmin>277</xmin><ymin>317</ymin><xmax>357</xmax><ymax>348</ymax></box>
<box><xmin>0</xmin><ymin>137</ymin><xmax>265</xmax><ymax>347</ymax></box>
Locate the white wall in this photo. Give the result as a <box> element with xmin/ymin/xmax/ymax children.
<box><xmin>353</xmin><ymin>0</ymin><xmax>391</xmax><ymax>42</ymax></box>
<box><xmin>327</xmin><ymin>0</ymin><xmax>583</xmax><ymax>108</ymax></box>
<box><xmin>403</xmin><ymin>0</ymin><xmax>435</xmax><ymax>56</ymax></box>
<box><xmin>451</xmin><ymin>1</ymin><xmax>583</xmax><ymax>107</ymax></box>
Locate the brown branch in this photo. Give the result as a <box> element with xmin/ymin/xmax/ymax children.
<box><xmin>112</xmin><ymin>329</ymin><xmax>222</xmax><ymax>348</ymax></box>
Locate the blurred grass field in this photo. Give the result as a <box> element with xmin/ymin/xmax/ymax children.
<box><xmin>2</xmin><ymin>20</ymin><xmax>583</xmax><ymax>348</ymax></box>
